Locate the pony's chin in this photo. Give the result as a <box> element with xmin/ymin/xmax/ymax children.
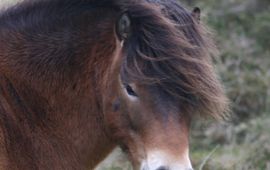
<box><xmin>138</xmin><ymin>150</ymin><xmax>193</xmax><ymax>170</ymax></box>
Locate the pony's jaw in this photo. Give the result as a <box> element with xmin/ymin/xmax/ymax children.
<box><xmin>139</xmin><ymin>150</ymin><xmax>192</xmax><ymax>170</ymax></box>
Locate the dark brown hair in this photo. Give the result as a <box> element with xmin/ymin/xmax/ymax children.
<box><xmin>119</xmin><ymin>0</ymin><xmax>228</xmax><ymax>118</ymax></box>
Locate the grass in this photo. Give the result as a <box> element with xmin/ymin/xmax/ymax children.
<box><xmin>190</xmin><ymin>115</ymin><xmax>270</xmax><ymax>169</ymax></box>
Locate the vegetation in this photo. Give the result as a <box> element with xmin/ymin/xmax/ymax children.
<box><xmin>189</xmin><ymin>0</ymin><xmax>270</xmax><ymax>169</ymax></box>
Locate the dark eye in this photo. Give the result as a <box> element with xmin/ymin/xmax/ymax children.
<box><xmin>125</xmin><ymin>84</ymin><xmax>138</xmax><ymax>97</ymax></box>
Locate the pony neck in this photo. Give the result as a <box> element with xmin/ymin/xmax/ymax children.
<box><xmin>0</xmin><ymin>3</ymin><xmax>119</xmax><ymax>169</ymax></box>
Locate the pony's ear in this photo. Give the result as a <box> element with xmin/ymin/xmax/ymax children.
<box><xmin>115</xmin><ymin>13</ymin><xmax>131</xmax><ymax>41</ymax></box>
<box><xmin>191</xmin><ymin>7</ymin><xmax>201</xmax><ymax>22</ymax></box>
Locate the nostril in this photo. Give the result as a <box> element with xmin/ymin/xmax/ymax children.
<box><xmin>156</xmin><ymin>166</ymin><xmax>169</xmax><ymax>170</ymax></box>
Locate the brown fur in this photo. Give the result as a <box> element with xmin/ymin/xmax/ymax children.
<box><xmin>0</xmin><ymin>0</ymin><xmax>228</xmax><ymax>169</ymax></box>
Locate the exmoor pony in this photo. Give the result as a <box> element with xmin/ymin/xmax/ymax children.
<box><xmin>0</xmin><ymin>0</ymin><xmax>228</xmax><ymax>169</ymax></box>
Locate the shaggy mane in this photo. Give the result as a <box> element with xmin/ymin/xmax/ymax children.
<box><xmin>119</xmin><ymin>0</ymin><xmax>229</xmax><ymax>118</ymax></box>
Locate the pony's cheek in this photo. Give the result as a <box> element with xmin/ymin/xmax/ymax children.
<box><xmin>112</xmin><ymin>98</ymin><xmax>121</xmax><ymax>112</ymax></box>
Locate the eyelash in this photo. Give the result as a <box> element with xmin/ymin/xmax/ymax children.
<box><xmin>125</xmin><ymin>84</ymin><xmax>138</xmax><ymax>97</ymax></box>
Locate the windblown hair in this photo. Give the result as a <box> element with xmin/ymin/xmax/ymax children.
<box><xmin>118</xmin><ymin>0</ymin><xmax>229</xmax><ymax>118</ymax></box>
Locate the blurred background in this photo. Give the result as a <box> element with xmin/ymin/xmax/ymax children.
<box><xmin>1</xmin><ymin>0</ymin><xmax>269</xmax><ymax>169</ymax></box>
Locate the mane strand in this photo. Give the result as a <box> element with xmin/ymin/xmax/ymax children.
<box><xmin>119</xmin><ymin>0</ymin><xmax>229</xmax><ymax>119</ymax></box>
